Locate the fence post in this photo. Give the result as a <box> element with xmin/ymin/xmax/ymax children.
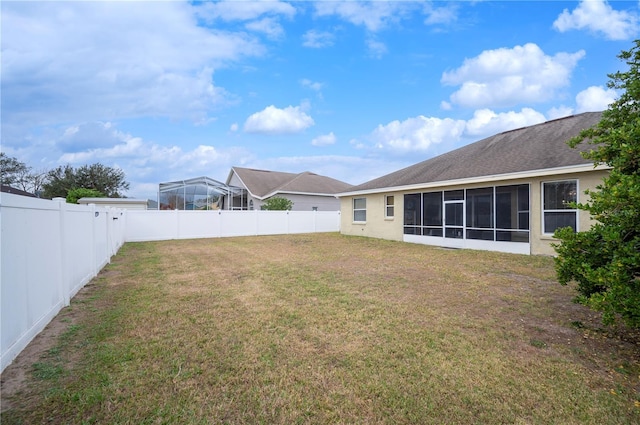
<box><xmin>90</xmin><ymin>204</ymin><xmax>98</xmax><ymax>277</ymax></box>
<box><xmin>255</xmin><ymin>210</ymin><xmax>259</xmax><ymax>236</ymax></box>
<box><xmin>174</xmin><ymin>209</ymin><xmax>180</xmax><ymax>239</ymax></box>
<box><xmin>53</xmin><ymin>198</ymin><xmax>70</xmax><ymax>307</ymax></box>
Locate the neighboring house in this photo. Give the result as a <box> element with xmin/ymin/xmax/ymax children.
<box><xmin>1</xmin><ymin>185</ymin><xmax>37</xmax><ymax>198</ymax></box>
<box><xmin>77</xmin><ymin>197</ymin><xmax>149</xmax><ymax>210</ymax></box>
<box><xmin>223</xmin><ymin>167</ymin><xmax>353</xmax><ymax>211</ymax></box>
<box><xmin>337</xmin><ymin>112</ymin><xmax>609</xmax><ymax>255</ymax></box>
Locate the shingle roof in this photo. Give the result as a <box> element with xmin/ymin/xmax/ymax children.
<box><xmin>1</xmin><ymin>185</ymin><xmax>37</xmax><ymax>198</ymax></box>
<box><xmin>229</xmin><ymin>167</ymin><xmax>353</xmax><ymax>199</ymax></box>
<box><xmin>345</xmin><ymin>111</ymin><xmax>603</xmax><ymax>194</ymax></box>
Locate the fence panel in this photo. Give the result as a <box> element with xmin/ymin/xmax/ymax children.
<box><xmin>125</xmin><ymin>209</ymin><xmax>340</xmax><ymax>241</ymax></box>
<box><xmin>125</xmin><ymin>210</ymin><xmax>178</xmax><ymax>242</ymax></box>
<box><xmin>1</xmin><ymin>194</ymin><xmax>125</xmax><ymax>372</ymax></box>
<box><xmin>63</xmin><ymin>204</ymin><xmax>96</xmax><ymax>299</ymax></box>
<box><xmin>2</xmin><ymin>202</ymin><xmax>337</xmax><ymax>372</ymax></box>
<box><xmin>255</xmin><ymin>211</ymin><xmax>288</xmax><ymax>235</ymax></box>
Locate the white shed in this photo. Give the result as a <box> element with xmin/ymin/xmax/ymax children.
<box><xmin>77</xmin><ymin>197</ymin><xmax>149</xmax><ymax>210</ymax></box>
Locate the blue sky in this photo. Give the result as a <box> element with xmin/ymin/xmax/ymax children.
<box><xmin>2</xmin><ymin>0</ymin><xmax>637</xmax><ymax>200</ymax></box>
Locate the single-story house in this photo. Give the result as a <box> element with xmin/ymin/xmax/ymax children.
<box><xmin>337</xmin><ymin>112</ymin><xmax>609</xmax><ymax>255</ymax></box>
<box><xmin>223</xmin><ymin>167</ymin><xmax>353</xmax><ymax>211</ymax></box>
<box><xmin>77</xmin><ymin>197</ymin><xmax>149</xmax><ymax>210</ymax></box>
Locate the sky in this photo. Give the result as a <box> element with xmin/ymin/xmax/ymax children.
<box><xmin>1</xmin><ymin>0</ymin><xmax>637</xmax><ymax>200</ymax></box>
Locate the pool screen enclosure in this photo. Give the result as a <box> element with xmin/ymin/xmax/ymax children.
<box><xmin>158</xmin><ymin>177</ymin><xmax>246</xmax><ymax>210</ymax></box>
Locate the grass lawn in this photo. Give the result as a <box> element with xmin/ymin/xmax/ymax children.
<box><xmin>1</xmin><ymin>233</ymin><xmax>639</xmax><ymax>424</ymax></box>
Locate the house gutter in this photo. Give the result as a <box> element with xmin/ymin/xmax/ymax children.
<box><xmin>336</xmin><ymin>163</ymin><xmax>611</xmax><ymax>197</ymax></box>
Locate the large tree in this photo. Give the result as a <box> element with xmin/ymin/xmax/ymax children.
<box><xmin>0</xmin><ymin>153</ymin><xmax>46</xmax><ymax>195</ymax></box>
<box><xmin>0</xmin><ymin>152</ymin><xmax>29</xmax><ymax>187</ymax></box>
<box><xmin>42</xmin><ymin>163</ymin><xmax>130</xmax><ymax>199</ymax></box>
<box><xmin>554</xmin><ymin>41</ymin><xmax>640</xmax><ymax>328</ymax></box>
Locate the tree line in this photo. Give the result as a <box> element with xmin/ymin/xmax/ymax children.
<box><xmin>0</xmin><ymin>153</ymin><xmax>129</xmax><ymax>202</ymax></box>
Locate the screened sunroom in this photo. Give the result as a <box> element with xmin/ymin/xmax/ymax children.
<box><xmin>158</xmin><ymin>177</ymin><xmax>247</xmax><ymax>210</ymax></box>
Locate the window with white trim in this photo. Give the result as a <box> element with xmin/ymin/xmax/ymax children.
<box><xmin>542</xmin><ymin>180</ymin><xmax>577</xmax><ymax>234</ymax></box>
<box><xmin>353</xmin><ymin>197</ymin><xmax>367</xmax><ymax>222</ymax></box>
<box><xmin>385</xmin><ymin>195</ymin><xmax>394</xmax><ymax>218</ymax></box>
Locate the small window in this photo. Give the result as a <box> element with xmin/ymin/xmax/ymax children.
<box><xmin>353</xmin><ymin>197</ymin><xmax>367</xmax><ymax>222</ymax></box>
<box><xmin>542</xmin><ymin>180</ymin><xmax>577</xmax><ymax>234</ymax></box>
<box><xmin>385</xmin><ymin>195</ymin><xmax>394</xmax><ymax>218</ymax></box>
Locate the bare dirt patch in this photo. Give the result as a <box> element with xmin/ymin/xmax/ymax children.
<box><xmin>0</xmin><ymin>277</ymin><xmax>102</xmax><ymax>413</ymax></box>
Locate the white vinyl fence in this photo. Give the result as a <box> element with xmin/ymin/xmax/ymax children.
<box><xmin>125</xmin><ymin>209</ymin><xmax>340</xmax><ymax>242</ymax></box>
<box><xmin>1</xmin><ymin>194</ymin><xmax>126</xmax><ymax>372</ymax></box>
<box><xmin>1</xmin><ymin>197</ymin><xmax>340</xmax><ymax>372</ymax></box>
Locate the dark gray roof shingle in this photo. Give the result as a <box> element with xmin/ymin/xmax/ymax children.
<box><xmin>231</xmin><ymin>167</ymin><xmax>353</xmax><ymax>198</ymax></box>
<box><xmin>346</xmin><ymin>111</ymin><xmax>602</xmax><ymax>193</ymax></box>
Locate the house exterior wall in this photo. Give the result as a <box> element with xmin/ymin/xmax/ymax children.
<box><xmin>251</xmin><ymin>194</ymin><xmax>340</xmax><ymax>211</ymax></box>
<box><xmin>340</xmin><ymin>193</ymin><xmax>402</xmax><ymax>240</ymax></box>
<box><xmin>279</xmin><ymin>194</ymin><xmax>340</xmax><ymax>211</ymax></box>
<box><xmin>529</xmin><ymin>169</ymin><xmax>608</xmax><ymax>255</ymax></box>
<box><xmin>339</xmin><ymin>169</ymin><xmax>608</xmax><ymax>255</ymax></box>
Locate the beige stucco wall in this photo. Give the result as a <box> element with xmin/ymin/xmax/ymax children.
<box><xmin>254</xmin><ymin>193</ymin><xmax>340</xmax><ymax>211</ymax></box>
<box><xmin>340</xmin><ymin>169</ymin><xmax>609</xmax><ymax>255</ymax></box>
<box><xmin>340</xmin><ymin>193</ymin><xmax>403</xmax><ymax>240</ymax></box>
<box><xmin>529</xmin><ymin>169</ymin><xmax>608</xmax><ymax>255</ymax></box>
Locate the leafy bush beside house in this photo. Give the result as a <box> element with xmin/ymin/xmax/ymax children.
<box><xmin>261</xmin><ymin>196</ymin><xmax>294</xmax><ymax>211</ymax></box>
<box><xmin>554</xmin><ymin>40</ymin><xmax>640</xmax><ymax>328</ymax></box>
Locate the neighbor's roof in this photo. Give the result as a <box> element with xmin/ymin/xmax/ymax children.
<box><xmin>228</xmin><ymin>167</ymin><xmax>353</xmax><ymax>199</ymax></box>
<box><xmin>341</xmin><ymin>111</ymin><xmax>604</xmax><ymax>195</ymax></box>
<box><xmin>0</xmin><ymin>185</ymin><xmax>37</xmax><ymax>198</ymax></box>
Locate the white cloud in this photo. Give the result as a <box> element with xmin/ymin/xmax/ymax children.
<box><xmin>575</xmin><ymin>86</ymin><xmax>618</xmax><ymax>112</ymax></box>
<box><xmin>313</xmin><ymin>1</ymin><xmax>410</xmax><ymax>32</ymax></box>
<box><xmin>368</xmin><ymin>108</ymin><xmax>549</xmax><ymax>155</ymax></box>
<box><xmin>423</xmin><ymin>3</ymin><xmax>459</xmax><ymax>26</ymax></box>
<box><xmin>370</xmin><ymin>115</ymin><xmax>466</xmax><ymax>153</ymax></box>
<box><xmin>553</xmin><ymin>0</ymin><xmax>638</xmax><ymax>40</ymax></box>
<box><xmin>301</xmin><ymin>79</ymin><xmax>324</xmax><ymax>99</ymax></box>
<box><xmin>441</xmin><ymin>43</ymin><xmax>585</xmax><ymax>109</ymax></box>
<box><xmin>302</xmin><ymin>30</ymin><xmax>336</xmax><ymax>48</ymax></box>
<box><xmin>547</xmin><ymin>106</ymin><xmax>575</xmax><ymax>120</ymax></box>
<box><xmin>245</xmin><ymin>17</ymin><xmax>285</xmax><ymax>39</ymax></box>
<box><xmin>244</xmin><ymin>105</ymin><xmax>315</xmax><ymax>134</ymax></box>
<box><xmin>311</xmin><ymin>132</ymin><xmax>337</xmax><ymax>147</ymax></box>
<box><xmin>196</xmin><ymin>0</ymin><xmax>296</xmax><ymax>22</ymax></box>
<box><xmin>48</xmin><ymin>122</ymin><xmax>254</xmax><ymax>198</ymax></box>
<box><xmin>464</xmin><ymin>108</ymin><xmax>546</xmax><ymax>138</ymax></box>
<box><xmin>366</xmin><ymin>38</ymin><xmax>388</xmax><ymax>59</ymax></box>
<box><xmin>2</xmin><ymin>1</ymin><xmax>264</xmax><ymax>126</ymax></box>
<box><xmin>300</xmin><ymin>79</ymin><xmax>323</xmax><ymax>92</ymax></box>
